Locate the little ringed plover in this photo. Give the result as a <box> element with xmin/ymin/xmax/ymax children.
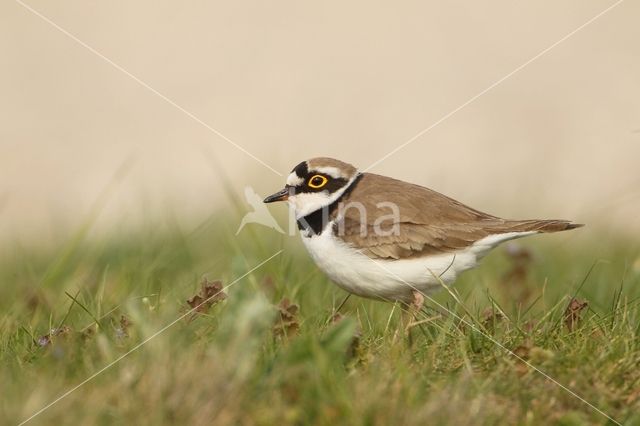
<box><xmin>264</xmin><ymin>157</ymin><xmax>583</xmax><ymax>307</ymax></box>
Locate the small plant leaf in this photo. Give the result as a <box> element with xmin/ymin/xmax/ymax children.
<box><xmin>186</xmin><ymin>279</ymin><xmax>227</xmax><ymax>321</ymax></box>
<box><xmin>273</xmin><ymin>298</ymin><xmax>300</xmax><ymax>337</ymax></box>
<box><xmin>37</xmin><ymin>326</ymin><xmax>71</xmax><ymax>348</ymax></box>
<box><xmin>564</xmin><ymin>298</ymin><xmax>588</xmax><ymax>331</ymax></box>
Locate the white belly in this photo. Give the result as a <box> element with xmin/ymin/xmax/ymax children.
<box><xmin>301</xmin><ymin>227</ymin><xmax>535</xmax><ymax>303</ymax></box>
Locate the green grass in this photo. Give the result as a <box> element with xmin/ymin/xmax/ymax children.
<box><xmin>1</xmin><ymin>217</ymin><xmax>639</xmax><ymax>425</ymax></box>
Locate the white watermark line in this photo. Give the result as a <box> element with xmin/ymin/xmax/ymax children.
<box><xmin>364</xmin><ymin>0</ymin><xmax>625</xmax><ymax>172</ymax></box>
<box><xmin>14</xmin><ymin>0</ymin><xmax>283</xmax><ymax>177</ymax></box>
<box><xmin>18</xmin><ymin>250</ymin><xmax>284</xmax><ymax>426</ymax></box>
<box><xmin>363</xmin><ymin>255</ymin><xmax>621</xmax><ymax>426</ymax></box>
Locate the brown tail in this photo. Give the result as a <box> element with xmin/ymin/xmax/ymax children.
<box><xmin>505</xmin><ymin>219</ymin><xmax>584</xmax><ymax>233</ymax></box>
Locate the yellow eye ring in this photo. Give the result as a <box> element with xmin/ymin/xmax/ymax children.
<box><xmin>308</xmin><ymin>174</ymin><xmax>328</xmax><ymax>189</ymax></box>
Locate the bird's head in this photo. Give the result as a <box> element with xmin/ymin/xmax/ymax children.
<box><xmin>264</xmin><ymin>157</ymin><xmax>360</xmax><ymax>218</ymax></box>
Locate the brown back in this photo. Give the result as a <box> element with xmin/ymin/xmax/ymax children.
<box><xmin>334</xmin><ymin>173</ymin><xmax>581</xmax><ymax>259</ymax></box>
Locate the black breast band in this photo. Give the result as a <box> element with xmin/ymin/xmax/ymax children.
<box><xmin>297</xmin><ymin>174</ymin><xmax>363</xmax><ymax>236</ymax></box>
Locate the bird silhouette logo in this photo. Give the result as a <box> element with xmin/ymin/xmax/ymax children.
<box><xmin>236</xmin><ymin>186</ymin><xmax>285</xmax><ymax>235</ymax></box>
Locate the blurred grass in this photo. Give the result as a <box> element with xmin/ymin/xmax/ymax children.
<box><xmin>1</xmin><ymin>215</ymin><xmax>639</xmax><ymax>425</ymax></box>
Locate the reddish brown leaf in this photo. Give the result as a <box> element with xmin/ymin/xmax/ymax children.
<box><xmin>564</xmin><ymin>298</ymin><xmax>588</xmax><ymax>331</ymax></box>
<box><xmin>480</xmin><ymin>307</ymin><xmax>504</xmax><ymax>329</ymax></box>
<box><xmin>273</xmin><ymin>298</ymin><xmax>300</xmax><ymax>337</ymax></box>
<box><xmin>186</xmin><ymin>279</ymin><xmax>227</xmax><ymax>320</ymax></box>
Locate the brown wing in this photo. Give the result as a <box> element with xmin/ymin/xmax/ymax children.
<box><xmin>334</xmin><ymin>173</ymin><xmax>580</xmax><ymax>259</ymax></box>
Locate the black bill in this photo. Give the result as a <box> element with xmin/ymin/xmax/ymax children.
<box><xmin>263</xmin><ymin>186</ymin><xmax>292</xmax><ymax>203</ymax></box>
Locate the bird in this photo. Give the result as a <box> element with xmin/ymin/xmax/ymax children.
<box><xmin>264</xmin><ymin>157</ymin><xmax>583</xmax><ymax>310</ymax></box>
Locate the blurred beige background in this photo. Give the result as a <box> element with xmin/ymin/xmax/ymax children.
<box><xmin>1</xmin><ymin>0</ymin><xmax>639</xmax><ymax>244</ymax></box>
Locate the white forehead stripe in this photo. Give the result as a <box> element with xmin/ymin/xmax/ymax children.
<box><xmin>312</xmin><ymin>166</ymin><xmax>346</xmax><ymax>179</ymax></box>
<box><xmin>286</xmin><ymin>173</ymin><xmax>304</xmax><ymax>186</ymax></box>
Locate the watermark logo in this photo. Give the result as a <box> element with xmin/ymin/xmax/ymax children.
<box><xmin>236</xmin><ymin>186</ymin><xmax>401</xmax><ymax>237</ymax></box>
<box><xmin>236</xmin><ymin>187</ymin><xmax>285</xmax><ymax>235</ymax></box>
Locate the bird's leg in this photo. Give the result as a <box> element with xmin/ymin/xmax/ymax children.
<box><xmin>405</xmin><ymin>290</ymin><xmax>425</xmax><ymax>328</ymax></box>
<box><xmin>405</xmin><ymin>290</ymin><xmax>425</xmax><ymax>345</ymax></box>
<box><xmin>392</xmin><ymin>291</ymin><xmax>426</xmax><ymax>345</ymax></box>
<box><xmin>410</xmin><ymin>290</ymin><xmax>425</xmax><ymax>312</ymax></box>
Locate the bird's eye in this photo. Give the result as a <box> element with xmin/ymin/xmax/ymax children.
<box><xmin>308</xmin><ymin>175</ymin><xmax>328</xmax><ymax>189</ymax></box>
